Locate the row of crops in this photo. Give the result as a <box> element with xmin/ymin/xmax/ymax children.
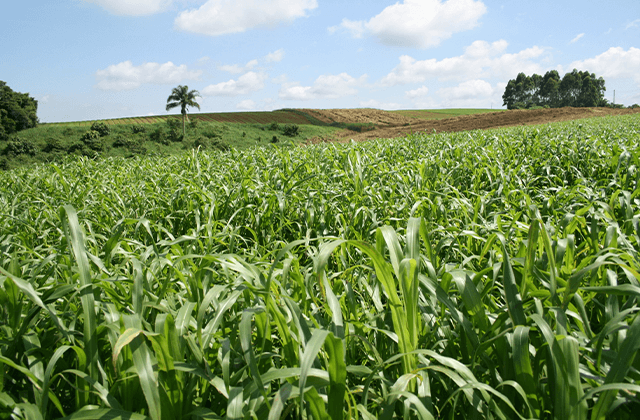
<box><xmin>42</xmin><ymin>110</ymin><xmax>315</xmax><ymax>127</ymax></box>
<box><xmin>1</xmin><ymin>115</ymin><xmax>639</xmax><ymax>419</ymax></box>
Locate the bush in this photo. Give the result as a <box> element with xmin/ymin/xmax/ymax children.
<box><xmin>81</xmin><ymin>130</ymin><xmax>105</xmax><ymax>151</ymax></box>
<box><xmin>190</xmin><ymin>135</ymin><xmax>230</xmax><ymax>152</ymax></box>
<box><xmin>282</xmin><ymin>124</ymin><xmax>299</xmax><ymax>137</ymax></box>
<box><xmin>188</xmin><ymin>118</ymin><xmax>199</xmax><ymax>131</ymax></box>
<box><xmin>268</xmin><ymin>122</ymin><xmax>280</xmax><ymax>131</ymax></box>
<box><xmin>150</xmin><ymin>128</ymin><xmax>170</xmax><ymax>145</ymax></box>
<box><xmin>113</xmin><ymin>134</ymin><xmax>138</xmax><ymax>149</ymax></box>
<box><xmin>131</xmin><ymin>125</ymin><xmax>146</xmax><ymax>134</ymax></box>
<box><xmin>271</xmin><ymin>135</ymin><xmax>279</xmax><ymax>143</ymax></box>
<box><xmin>44</xmin><ymin>137</ymin><xmax>65</xmax><ymax>152</ymax></box>
<box><xmin>3</xmin><ymin>136</ymin><xmax>38</xmax><ymax>156</ymax></box>
<box><xmin>166</xmin><ymin>118</ymin><xmax>183</xmax><ymax>142</ymax></box>
<box><xmin>90</xmin><ymin>121</ymin><xmax>110</xmax><ymax>137</ymax></box>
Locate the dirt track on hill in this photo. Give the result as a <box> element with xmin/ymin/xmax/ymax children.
<box><xmin>302</xmin><ymin>107</ymin><xmax>640</xmax><ymax>144</ymax></box>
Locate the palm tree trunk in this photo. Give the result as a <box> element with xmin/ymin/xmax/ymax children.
<box><xmin>182</xmin><ymin>112</ymin><xmax>186</xmax><ymax>137</ymax></box>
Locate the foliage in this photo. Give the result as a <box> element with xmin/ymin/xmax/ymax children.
<box><xmin>131</xmin><ymin>124</ymin><xmax>146</xmax><ymax>134</ymax></box>
<box><xmin>282</xmin><ymin>123</ymin><xmax>299</xmax><ymax>136</ymax></box>
<box><xmin>268</xmin><ymin>121</ymin><xmax>280</xmax><ymax>131</ymax></box>
<box><xmin>503</xmin><ymin>70</ymin><xmax>607</xmax><ymax>109</ymax></box>
<box><xmin>90</xmin><ymin>121</ymin><xmax>110</xmax><ymax>137</ymax></box>
<box><xmin>2</xmin><ymin>135</ymin><xmax>37</xmax><ymax>156</ymax></box>
<box><xmin>0</xmin><ymin>81</ymin><xmax>38</xmax><ymax>140</ymax></box>
<box><xmin>80</xmin><ymin>130</ymin><xmax>104</xmax><ymax>151</ymax></box>
<box><xmin>1</xmin><ymin>116</ymin><xmax>640</xmax><ymax>419</ymax></box>
<box><xmin>166</xmin><ymin>85</ymin><xmax>200</xmax><ymax>137</ymax></box>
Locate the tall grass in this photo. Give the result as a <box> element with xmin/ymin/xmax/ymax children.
<box><xmin>1</xmin><ymin>115</ymin><xmax>639</xmax><ymax>419</ymax></box>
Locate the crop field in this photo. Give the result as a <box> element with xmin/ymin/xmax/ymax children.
<box><xmin>42</xmin><ymin>110</ymin><xmax>316</xmax><ymax>127</ymax></box>
<box><xmin>1</xmin><ymin>115</ymin><xmax>640</xmax><ymax>419</ymax></box>
<box><xmin>393</xmin><ymin>109</ymin><xmax>507</xmax><ymax>120</ymax></box>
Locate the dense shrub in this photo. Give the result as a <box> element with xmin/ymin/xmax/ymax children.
<box><xmin>3</xmin><ymin>136</ymin><xmax>38</xmax><ymax>156</ymax></box>
<box><xmin>90</xmin><ymin>121</ymin><xmax>110</xmax><ymax>137</ymax></box>
<box><xmin>131</xmin><ymin>125</ymin><xmax>146</xmax><ymax>134</ymax></box>
<box><xmin>190</xmin><ymin>134</ymin><xmax>230</xmax><ymax>151</ymax></box>
<box><xmin>81</xmin><ymin>130</ymin><xmax>104</xmax><ymax>151</ymax></box>
<box><xmin>268</xmin><ymin>122</ymin><xmax>279</xmax><ymax>131</ymax></box>
<box><xmin>271</xmin><ymin>135</ymin><xmax>279</xmax><ymax>143</ymax></box>
<box><xmin>113</xmin><ymin>134</ymin><xmax>138</xmax><ymax>148</ymax></box>
<box><xmin>149</xmin><ymin>127</ymin><xmax>170</xmax><ymax>145</ymax></box>
<box><xmin>43</xmin><ymin>137</ymin><xmax>66</xmax><ymax>152</ymax></box>
<box><xmin>166</xmin><ymin>118</ymin><xmax>183</xmax><ymax>142</ymax></box>
<box><xmin>282</xmin><ymin>124</ymin><xmax>299</xmax><ymax>137</ymax></box>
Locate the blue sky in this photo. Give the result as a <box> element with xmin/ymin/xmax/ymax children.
<box><xmin>2</xmin><ymin>0</ymin><xmax>639</xmax><ymax>122</ymax></box>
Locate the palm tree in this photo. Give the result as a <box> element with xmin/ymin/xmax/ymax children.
<box><xmin>166</xmin><ymin>85</ymin><xmax>201</xmax><ymax>137</ymax></box>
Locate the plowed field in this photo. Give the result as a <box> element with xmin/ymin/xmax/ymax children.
<box><xmin>304</xmin><ymin>107</ymin><xmax>640</xmax><ymax>143</ymax></box>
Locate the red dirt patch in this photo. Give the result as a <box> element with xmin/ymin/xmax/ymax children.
<box><xmin>302</xmin><ymin>107</ymin><xmax>640</xmax><ymax>144</ymax></box>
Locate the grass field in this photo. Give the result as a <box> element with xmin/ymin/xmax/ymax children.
<box><xmin>1</xmin><ymin>114</ymin><xmax>639</xmax><ymax>419</ymax></box>
<box><xmin>392</xmin><ymin>108</ymin><xmax>507</xmax><ymax>120</ymax></box>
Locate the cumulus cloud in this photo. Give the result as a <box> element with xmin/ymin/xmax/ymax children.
<box><xmin>219</xmin><ymin>59</ymin><xmax>258</xmax><ymax>74</ymax></box>
<box><xmin>202</xmin><ymin>71</ymin><xmax>267</xmax><ymax>96</ymax></box>
<box><xmin>570</xmin><ymin>33</ymin><xmax>584</xmax><ymax>44</ymax></box>
<box><xmin>359</xmin><ymin>99</ymin><xmax>402</xmax><ymax>110</ymax></box>
<box><xmin>331</xmin><ymin>0</ymin><xmax>486</xmax><ymax>49</ymax></box>
<box><xmin>95</xmin><ymin>61</ymin><xmax>202</xmax><ymax>90</ymax></box>
<box><xmin>437</xmin><ymin>79</ymin><xmax>493</xmax><ymax>100</ymax></box>
<box><xmin>80</xmin><ymin>0</ymin><xmax>172</xmax><ymax>15</ymax></box>
<box><xmin>380</xmin><ymin>40</ymin><xmax>545</xmax><ymax>86</ymax></box>
<box><xmin>236</xmin><ymin>99</ymin><xmax>257</xmax><ymax>110</ymax></box>
<box><xmin>405</xmin><ymin>86</ymin><xmax>429</xmax><ymax>98</ymax></box>
<box><xmin>265</xmin><ymin>49</ymin><xmax>285</xmax><ymax>63</ymax></box>
<box><xmin>175</xmin><ymin>0</ymin><xmax>318</xmax><ymax>36</ymax></box>
<box><xmin>570</xmin><ymin>47</ymin><xmax>640</xmax><ymax>82</ymax></box>
<box><xmin>279</xmin><ymin>73</ymin><xmax>367</xmax><ymax>100</ymax></box>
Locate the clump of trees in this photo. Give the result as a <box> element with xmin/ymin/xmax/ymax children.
<box><xmin>502</xmin><ymin>69</ymin><xmax>607</xmax><ymax>109</ymax></box>
<box><xmin>1</xmin><ymin>81</ymin><xmax>38</xmax><ymax>141</ymax></box>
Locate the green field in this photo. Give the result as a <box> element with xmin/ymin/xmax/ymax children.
<box><xmin>1</xmin><ymin>115</ymin><xmax>640</xmax><ymax>419</ymax></box>
<box><xmin>0</xmin><ymin>118</ymin><xmax>342</xmax><ymax>170</ymax></box>
<box><xmin>41</xmin><ymin>110</ymin><xmax>322</xmax><ymax>127</ymax></box>
<box><xmin>393</xmin><ymin>108</ymin><xmax>507</xmax><ymax>120</ymax></box>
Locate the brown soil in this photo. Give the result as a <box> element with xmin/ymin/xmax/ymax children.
<box><xmin>301</xmin><ymin>107</ymin><xmax>640</xmax><ymax>144</ymax></box>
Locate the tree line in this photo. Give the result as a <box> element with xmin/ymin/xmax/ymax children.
<box><xmin>502</xmin><ymin>69</ymin><xmax>609</xmax><ymax>110</ymax></box>
<box><xmin>0</xmin><ymin>81</ymin><xmax>38</xmax><ymax>141</ymax></box>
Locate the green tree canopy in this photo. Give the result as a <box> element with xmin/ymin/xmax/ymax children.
<box><xmin>166</xmin><ymin>85</ymin><xmax>200</xmax><ymax>137</ymax></box>
<box><xmin>0</xmin><ymin>81</ymin><xmax>38</xmax><ymax>141</ymax></box>
<box><xmin>502</xmin><ymin>70</ymin><xmax>607</xmax><ymax>109</ymax></box>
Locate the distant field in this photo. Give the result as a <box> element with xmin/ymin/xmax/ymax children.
<box><xmin>43</xmin><ymin>110</ymin><xmax>314</xmax><ymax>127</ymax></box>
<box><xmin>393</xmin><ymin>108</ymin><xmax>507</xmax><ymax>120</ymax></box>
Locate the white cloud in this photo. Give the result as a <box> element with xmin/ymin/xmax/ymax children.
<box><xmin>265</xmin><ymin>49</ymin><xmax>285</xmax><ymax>63</ymax></box>
<box><xmin>279</xmin><ymin>73</ymin><xmax>366</xmax><ymax>100</ymax></box>
<box><xmin>202</xmin><ymin>71</ymin><xmax>267</xmax><ymax>96</ymax></box>
<box><xmin>329</xmin><ymin>19</ymin><xmax>365</xmax><ymax>38</ymax></box>
<box><xmin>437</xmin><ymin>79</ymin><xmax>493</xmax><ymax>100</ymax></box>
<box><xmin>80</xmin><ymin>0</ymin><xmax>172</xmax><ymax>15</ymax></box>
<box><xmin>236</xmin><ymin>99</ymin><xmax>257</xmax><ymax>110</ymax></box>
<box><xmin>380</xmin><ymin>40</ymin><xmax>545</xmax><ymax>86</ymax></box>
<box><xmin>405</xmin><ymin>86</ymin><xmax>429</xmax><ymax>98</ymax></box>
<box><xmin>359</xmin><ymin>99</ymin><xmax>402</xmax><ymax>110</ymax></box>
<box><xmin>626</xmin><ymin>19</ymin><xmax>640</xmax><ymax>29</ymax></box>
<box><xmin>570</xmin><ymin>33</ymin><xmax>584</xmax><ymax>44</ymax></box>
<box><xmin>95</xmin><ymin>61</ymin><xmax>202</xmax><ymax>90</ymax></box>
<box><xmin>332</xmin><ymin>0</ymin><xmax>486</xmax><ymax>49</ymax></box>
<box><xmin>569</xmin><ymin>47</ymin><xmax>640</xmax><ymax>82</ymax></box>
<box><xmin>175</xmin><ymin>0</ymin><xmax>318</xmax><ymax>36</ymax></box>
<box><xmin>219</xmin><ymin>59</ymin><xmax>258</xmax><ymax>74</ymax></box>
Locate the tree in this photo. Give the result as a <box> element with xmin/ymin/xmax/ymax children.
<box><xmin>0</xmin><ymin>81</ymin><xmax>38</xmax><ymax>141</ymax></box>
<box><xmin>165</xmin><ymin>85</ymin><xmax>201</xmax><ymax>137</ymax></box>
<box><xmin>502</xmin><ymin>70</ymin><xmax>606</xmax><ymax>109</ymax></box>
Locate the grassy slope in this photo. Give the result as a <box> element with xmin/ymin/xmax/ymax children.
<box><xmin>0</xmin><ymin>119</ymin><xmax>342</xmax><ymax>170</ymax></box>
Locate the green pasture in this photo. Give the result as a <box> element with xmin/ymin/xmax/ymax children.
<box><xmin>1</xmin><ymin>115</ymin><xmax>640</xmax><ymax>419</ymax></box>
